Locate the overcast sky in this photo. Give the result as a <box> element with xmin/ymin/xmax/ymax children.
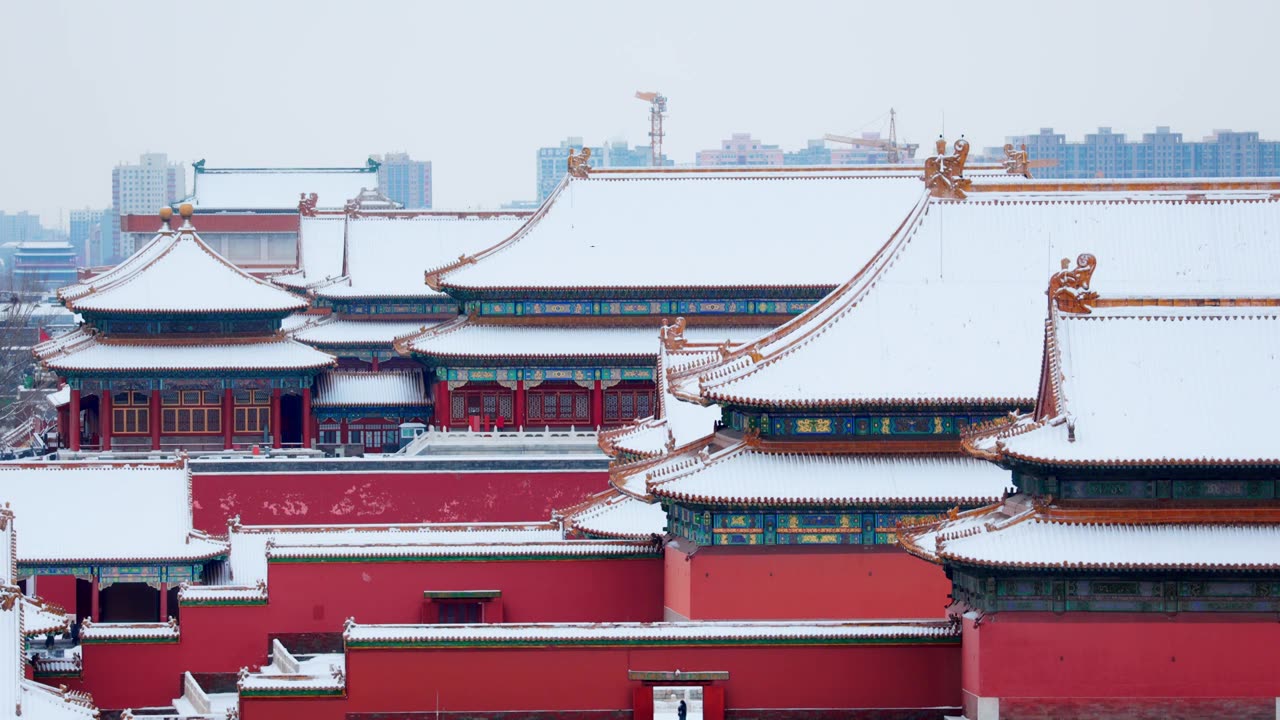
<box><xmin>3</xmin><ymin>0</ymin><xmax>1277</xmax><ymax>226</ymax></box>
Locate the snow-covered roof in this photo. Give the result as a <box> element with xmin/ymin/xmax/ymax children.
<box><xmin>35</xmin><ymin>327</ymin><xmax>335</xmax><ymax>373</ymax></box>
<box><xmin>697</xmin><ymin>187</ymin><xmax>1280</xmax><ymax>409</ymax></box>
<box><xmin>214</xmin><ymin>521</ymin><xmax>571</xmax><ymax>592</ymax></box>
<box><xmin>562</xmin><ymin>489</ymin><xmax>667</xmax><ymax>539</ymax></box>
<box><xmin>433</xmin><ymin>168</ymin><xmax>929</xmax><ymax>292</ymax></box>
<box><xmin>317</xmin><ymin>214</ymin><xmax>526</xmax><ymax>300</ymax></box>
<box><xmin>274</xmin><ymin>214</ymin><xmax>346</xmax><ymax>290</ymax></box>
<box><xmin>314</xmin><ymin>370</ymin><xmax>428</xmax><ymax>408</ymax></box>
<box><xmin>190</xmin><ymin>166</ymin><xmax>376</xmax><ymax>210</ymax></box>
<box><xmin>344</xmin><ymin>618</ymin><xmax>958</xmax><ymax>646</ymax></box>
<box><xmin>58</xmin><ymin>210</ymin><xmax>308</xmax><ymax>316</ymax></box>
<box><xmin>0</xmin><ymin>507</ymin><xmax>98</xmax><ymax>719</ymax></box>
<box><xmin>903</xmin><ymin>502</ymin><xmax>1280</xmax><ymax>571</ymax></box>
<box><xmin>598</xmin><ymin>343</ymin><xmax>735</xmax><ymax>460</ymax></box>
<box><xmin>990</xmin><ymin>305</ymin><xmax>1280</xmax><ymax>466</ymax></box>
<box><xmin>239</xmin><ymin>651</ymin><xmax>345</xmax><ymax>695</ymax></box>
<box><xmin>649</xmin><ymin>442</ymin><xmax>1012</xmax><ymax>506</ymax></box>
<box><xmin>0</xmin><ymin>462</ymin><xmax>227</xmax><ymax>565</ymax></box>
<box><xmin>292</xmin><ymin>317</ymin><xmax>432</xmax><ymax>347</ymax></box>
<box><xmin>405</xmin><ymin>318</ymin><xmax>745</xmax><ymax>360</ymax></box>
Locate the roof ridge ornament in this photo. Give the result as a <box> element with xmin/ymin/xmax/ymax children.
<box><xmin>1047</xmin><ymin>253</ymin><xmax>1099</xmax><ymax>314</ymax></box>
<box><xmin>177</xmin><ymin>203</ymin><xmax>195</xmax><ymax>230</ymax></box>
<box><xmin>158</xmin><ymin>206</ymin><xmax>174</xmax><ymax>233</ymax></box>
<box><xmin>1002</xmin><ymin>143</ymin><xmax>1031</xmax><ymax>177</ymax></box>
<box><xmin>924</xmin><ymin>136</ymin><xmax>972</xmax><ymax>199</ymax></box>
<box><xmin>567</xmin><ymin>147</ymin><xmax>592</xmax><ymax>179</ymax></box>
<box><xmin>298</xmin><ymin>192</ymin><xmax>319</xmax><ymax>217</ymax></box>
<box><xmin>660</xmin><ymin>316</ymin><xmax>687</xmax><ymax>351</ymax></box>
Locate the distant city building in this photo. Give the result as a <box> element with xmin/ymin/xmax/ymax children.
<box><xmin>374</xmin><ymin>152</ymin><xmax>432</xmax><ymax>209</ymax></box>
<box><xmin>784</xmin><ymin>137</ymin><xmax>894</xmax><ymax>166</ymax></box>
<box><xmin>69</xmin><ymin>208</ymin><xmax>108</xmax><ymax>267</ymax></box>
<box><xmin>110</xmin><ymin>153</ymin><xmax>185</xmax><ymax>264</ymax></box>
<box><xmin>696</xmin><ymin>133</ymin><xmax>784</xmax><ymax>167</ymax></box>
<box><xmin>0</xmin><ymin>211</ymin><xmax>45</xmax><ymax>247</ymax></box>
<box><xmin>536</xmin><ymin>138</ymin><xmax>663</xmax><ymax>202</ymax></box>
<box><xmin>1001</xmin><ymin>126</ymin><xmax>1280</xmax><ymax>179</ymax></box>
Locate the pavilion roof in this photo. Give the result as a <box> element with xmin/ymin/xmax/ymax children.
<box><xmin>274</xmin><ymin>214</ymin><xmax>347</xmax><ymax>290</ymax></box>
<box><xmin>318</xmin><ymin>214</ymin><xmax>526</xmax><ymax>300</ymax></box>
<box><xmin>430</xmin><ymin>167</ymin><xmax>931</xmax><ymax>294</ymax></box>
<box><xmin>973</xmin><ymin>304</ymin><xmax>1280</xmax><ymax>468</ymax></box>
<box><xmin>402</xmin><ymin>317</ymin><xmax>746</xmax><ymax>361</ymax></box>
<box><xmin>188</xmin><ymin>163</ymin><xmax>378</xmax><ymax>210</ymax></box>
<box><xmin>34</xmin><ymin>327</ymin><xmax>335</xmax><ymax>374</ymax></box>
<box><xmin>59</xmin><ymin>208</ymin><xmax>309</xmax><ymax>316</ymax></box>
<box><xmin>314</xmin><ymin>369</ymin><xmax>428</xmax><ymax>408</ymax></box>
<box><xmin>901</xmin><ymin>501</ymin><xmax>1280</xmax><ymax>572</ymax></box>
<box><xmin>0</xmin><ymin>461</ymin><xmax>226</xmax><ymax>566</ymax></box>
<box><xmin>648</xmin><ymin>441</ymin><xmax>1011</xmax><ymax>507</ymax></box>
<box><xmin>291</xmin><ymin>316</ymin><xmax>432</xmax><ymax>348</ymax></box>
<box><xmin>691</xmin><ymin>181</ymin><xmax>1280</xmax><ymax>411</ymax></box>
<box><xmin>559</xmin><ymin>488</ymin><xmax>666</xmax><ymax>540</ymax></box>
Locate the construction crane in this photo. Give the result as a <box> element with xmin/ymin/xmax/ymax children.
<box><xmin>635</xmin><ymin>91</ymin><xmax>668</xmax><ymax>167</ymax></box>
<box><xmin>824</xmin><ymin>108</ymin><xmax>919</xmax><ymax>163</ymax></box>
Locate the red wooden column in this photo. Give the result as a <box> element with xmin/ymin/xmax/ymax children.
<box><xmin>149</xmin><ymin>392</ymin><xmax>161</xmax><ymax>450</ymax></box>
<box><xmin>100</xmin><ymin>391</ymin><xmax>112</xmax><ymax>451</ymax></box>
<box><xmin>590</xmin><ymin>380</ymin><xmax>604</xmax><ymax>430</ymax></box>
<box><xmin>69</xmin><ymin>389</ymin><xmax>81</xmax><ymax>451</ymax></box>
<box><xmin>89</xmin><ymin>576</ymin><xmax>99</xmax><ymax>622</ymax></box>
<box><xmin>270</xmin><ymin>388</ymin><xmax>282</xmax><ymax>449</ymax></box>
<box><xmin>515</xmin><ymin>380</ymin><xmax>526</xmax><ymax>430</ymax></box>
<box><xmin>339</xmin><ymin>419</ymin><xmax>349</xmax><ymax>444</ymax></box>
<box><xmin>371</xmin><ymin>356</ymin><xmax>380</xmax><ymax>372</ymax></box>
<box><xmin>222</xmin><ymin>389</ymin><xmax>234</xmax><ymax>450</ymax></box>
<box><xmin>433</xmin><ymin>380</ymin><xmax>450</xmax><ymax>430</ymax></box>
<box><xmin>158</xmin><ymin>582</ymin><xmax>168</xmax><ymax>621</ymax></box>
<box><xmin>301</xmin><ymin>387</ymin><xmax>313</xmax><ymax>448</ymax></box>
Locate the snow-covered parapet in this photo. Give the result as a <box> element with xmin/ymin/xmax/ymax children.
<box><xmin>80</xmin><ymin>617</ymin><xmax>180</xmax><ymax>644</ymax></box>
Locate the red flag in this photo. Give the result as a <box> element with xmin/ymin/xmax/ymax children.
<box><xmin>37</xmin><ymin>327</ymin><xmax>51</xmax><ymax>343</ymax></box>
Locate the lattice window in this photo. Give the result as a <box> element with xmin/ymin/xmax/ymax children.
<box><xmin>498</xmin><ymin>395</ymin><xmax>513</xmax><ymax>419</ymax></box>
<box><xmin>161</xmin><ymin>390</ymin><xmax>222</xmax><ymax>435</ymax></box>
<box><xmin>112</xmin><ymin>391</ymin><xmax>150</xmax><ymax>435</ymax></box>
<box><xmin>451</xmin><ymin>395</ymin><xmax>465</xmax><ymax>420</ymax></box>
<box><xmin>233</xmin><ymin>390</ymin><xmax>271</xmax><ymax>434</ymax></box>
<box><xmin>436</xmin><ymin>601</ymin><xmax>482</xmax><ymax>624</ymax></box>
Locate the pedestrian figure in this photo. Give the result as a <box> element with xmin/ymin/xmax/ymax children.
<box><xmin>677</xmin><ymin>698</ymin><xmax>687</xmax><ymax>720</ymax></box>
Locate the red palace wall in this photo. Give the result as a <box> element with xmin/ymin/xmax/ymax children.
<box><xmin>74</xmin><ymin>556</ymin><xmax>660</xmax><ymax>710</ymax></box>
<box><xmin>961</xmin><ymin>612</ymin><xmax>1280</xmax><ymax>719</ymax></box>
<box><xmin>264</xmin><ymin>556</ymin><xmax>663</xmax><ymax>628</ymax></box>
<box><xmin>665</xmin><ymin>543</ymin><xmax>952</xmax><ymax>620</ymax></box>
<box><xmin>190</xmin><ymin>469</ymin><xmax>607</xmax><ymax>532</ymax></box>
<box><xmin>240</xmin><ymin>643</ymin><xmax>961</xmax><ymax>720</ymax></box>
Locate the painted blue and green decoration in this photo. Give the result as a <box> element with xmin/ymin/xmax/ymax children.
<box><xmin>667</xmin><ymin>506</ymin><xmax>941</xmax><ymax>547</ymax></box>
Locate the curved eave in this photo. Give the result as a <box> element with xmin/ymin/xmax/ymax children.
<box><xmin>43</xmin><ymin>359</ymin><xmax>337</xmax><ymax>374</ymax></box>
<box><xmin>68</xmin><ymin>301</ymin><xmax>308</xmax><ymax>316</ymax></box>
<box><xmin>409</xmin><ymin>350</ymin><xmax>657</xmax><ymax>363</ymax></box>
<box><xmin>438</xmin><ymin>282</ymin><xmax>837</xmax><ymax>301</ymax></box>
<box><xmin>20</xmin><ymin>547</ymin><xmax>230</xmax><ymax>566</ymax></box>
<box><xmin>650</xmin><ymin>489</ymin><xmax>1002</xmax><ymax>508</ymax></box>
<box><xmin>998</xmin><ymin>446</ymin><xmax>1280</xmax><ymax>470</ymax></box>
<box><xmin>935</xmin><ymin>551</ymin><xmax>1280</xmax><ymax>573</ymax></box>
<box><xmin>706</xmin><ymin>394</ymin><xmax>1036</xmax><ymax>410</ymax></box>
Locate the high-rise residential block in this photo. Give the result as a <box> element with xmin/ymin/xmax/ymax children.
<box><xmin>1005</xmin><ymin>126</ymin><xmax>1280</xmax><ymax>179</ymax></box>
<box><xmin>374</xmin><ymin>152</ymin><xmax>432</xmax><ymax>209</ymax></box>
<box><xmin>536</xmin><ymin>138</ymin><xmax>662</xmax><ymax>202</ymax></box>
<box><xmin>109</xmin><ymin>153</ymin><xmax>186</xmax><ymax>264</ymax></box>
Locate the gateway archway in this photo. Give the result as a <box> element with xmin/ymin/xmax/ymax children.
<box><xmin>630</xmin><ymin>670</ymin><xmax>726</xmax><ymax>720</ymax></box>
